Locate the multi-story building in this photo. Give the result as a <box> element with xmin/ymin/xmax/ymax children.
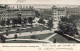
<box><xmin>66</xmin><ymin>7</ymin><xmax>80</xmax><ymax>17</ymax></box>
<box><xmin>52</xmin><ymin>6</ymin><xmax>66</xmax><ymax>29</ymax></box>
<box><xmin>0</xmin><ymin>5</ymin><xmax>36</xmax><ymax>21</ymax></box>
<box><xmin>52</xmin><ymin>5</ymin><xmax>80</xmax><ymax>29</ymax></box>
<box><xmin>0</xmin><ymin>5</ymin><xmax>7</xmax><ymax>21</ymax></box>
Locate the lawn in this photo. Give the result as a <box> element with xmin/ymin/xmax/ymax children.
<box><xmin>6</xmin><ymin>40</ymin><xmax>47</xmax><ymax>43</ymax></box>
<box><xmin>7</xmin><ymin>33</ymin><xmax>53</xmax><ymax>40</ymax></box>
<box><xmin>0</xmin><ymin>33</ymin><xmax>53</xmax><ymax>43</ymax></box>
<box><xmin>0</xmin><ymin>26</ymin><xmax>21</xmax><ymax>31</ymax></box>
<box><xmin>49</xmin><ymin>34</ymin><xmax>78</xmax><ymax>43</ymax></box>
<box><xmin>0</xmin><ymin>25</ymin><xmax>48</xmax><ymax>35</ymax></box>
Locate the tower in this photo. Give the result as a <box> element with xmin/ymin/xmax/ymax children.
<box><xmin>52</xmin><ymin>5</ymin><xmax>58</xmax><ymax>29</ymax></box>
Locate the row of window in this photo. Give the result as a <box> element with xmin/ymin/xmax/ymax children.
<box><xmin>54</xmin><ymin>16</ymin><xmax>64</xmax><ymax>19</ymax></box>
<box><xmin>0</xmin><ymin>13</ymin><xmax>35</xmax><ymax>17</ymax></box>
<box><xmin>0</xmin><ymin>17</ymin><xmax>34</xmax><ymax>21</ymax></box>
<box><xmin>54</xmin><ymin>13</ymin><xmax>66</xmax><ymax>15</ymax></box>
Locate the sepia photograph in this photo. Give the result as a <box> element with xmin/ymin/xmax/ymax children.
<box><xmin>0</xmin><ymin>4</ymin><xmax>80</xmax><ymax>43</ymax></box>
<box><xmin>1</xmin><ymin>0</ymin><xmax>80</xmax><ymax>51</ymax></box>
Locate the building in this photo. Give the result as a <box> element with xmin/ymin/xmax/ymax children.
<box><xmin>0</xmin><ymin>5</ymin><xmax>7</xmax><ymax>21</ymax></box>
<box><xmin>66</xmin><ymin>6</ymin><xmax>80</xmax><ymax>17</ymax></box>
<box><xmin>52</xmin><ymin>5</ymin><xmax>80</xmax><ymax>29</ymax></box>
<box><xmin>0</xmin><ymin>5</ymin><xmax>36</xmax><ymax>21</ymax></box>
<box><xmin>52</xmin><ymin>6</ymin><xmax>66</xmax><ymax>29</ymax></box>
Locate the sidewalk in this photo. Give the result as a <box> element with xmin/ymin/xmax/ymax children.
<box><xmin>64</xmin><ymin>34</ymin><xmax>80</xmax><ymax>42</ymax></box>
<box><xmin>44</xmin><ymin>33</ymin><xmax>57</xmax><ymax>40</ymax></box>
<box><xmin>6</xmin><ymin>39</ymin><xmax>53</xmax><ymax>43</ymax></box>
<box><xmin>4</xmin><ymin>29</ymin><xmax>54</xmax><ymax>38</ymax></box>
<box><xmin>0</xmin><ymin>27</ymin><xmax>31</xmax><ymax>34</ymax></box>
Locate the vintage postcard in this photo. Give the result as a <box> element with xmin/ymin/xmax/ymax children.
<box><xmin>0</xmin><ymin>0</ymin><xmax>80</xmax><ymax>51</ymax></box>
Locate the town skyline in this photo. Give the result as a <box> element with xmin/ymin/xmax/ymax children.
<box><xmin>0</xmin><ymin>4</ymin><xmax>80</xmax><ymax>9</ymax></box>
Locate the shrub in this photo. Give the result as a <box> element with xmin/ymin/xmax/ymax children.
<box><xmin>14</xmin><ymin>34</ymin><xmax>18</xmax><ymax>39</ymax></box>
<box><xmin>30</xmin><ymin>35</ymin><xmax>36</xmax><ymax>39</ymax></box>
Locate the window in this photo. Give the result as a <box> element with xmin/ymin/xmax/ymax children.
<box><xmin>58</xmin><ymin>17</ymin><xmax>60</xmax><ymax>19</ymax></box>
<box><xmin>58</xmin><ymin>14</ymin><xmax>59</xmax><ymax>15</ymax></box>
<box><xmin>54</xmin><ymin>14</ymin><xmax>56</xmax><ymax>15</ymax></box>
<box><xmin>4</xmin><ymin>18</ymin><xmax>5</xmax><ymax>20</ymax></box>
<box><xmin>54</xmin><ymin>20</ymin><xmax>57</xmax><ymax>22</ymax></box>
<box><xmin>54</xmin><ymin>12</ymin><xmax>56</xmax><ymax>13</ymax></box>
<box><xmin>54</xmin><ymin>17</ymin><xmax>57</xmax><ymax>19</ymax></box>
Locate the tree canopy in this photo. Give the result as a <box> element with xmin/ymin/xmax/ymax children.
<box><xmin>59</xmin><ymin>15</ymin><xmax>80</xmax><ymax>36</ymax></box>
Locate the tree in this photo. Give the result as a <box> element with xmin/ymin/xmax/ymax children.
<box><xmin>23</xmin><ymin>18</ymin><xmax>27</xmax><ymax>27</ymax></box>
<box><xmin>14</xmin><ymin>34</ymin><xmax>18</xmax><ymax>41</ymax></box>
<box><xmin>35</xmin><ymin>10</ymin><xmax>40</xmax><ymax>17</ymax></box>
<box><xmin>28</xmin><ymin>17</ymin><xmax>33</xmax><ymax>27</ymax></box>
<box><xmin>6</xmin><ymin>29</ymin><xmax>9</xmax><ymax>36</ymax></box>
<box><xmin>47</xmin><ymin>20</ymin><xmax>53</xmax><ymax>31</ymax></box>
<box><xmin>12</xmin><ymin>18</ymin><xmax>18</xmax><ymax>27</ymax></box>
<box><xmin>17</xmin><ymin>17</ymin><xmax>22</xmax><ymax>25</ymax></box>
<box><xmin>16</xmin><ymin>28</ymin><xmax>20</xmax><ymax>33</ymax></box>
<box><xmin>53</xmin><ymin>39</ymin><xmax>56</xmax><ymax>43</ymax></box>
<box><xmin>30</xmin><ymin>35</ymin><xmax>36</xmax><ymax>39</ymax></box>
<box><xmin>2</xmin><ymin>37</ymin><xmax>6</xmax><ymax>43</ymax></box>
<box><xmin>38</xmin><ymin>18</ymin><xmax>45</xmax><ymax>25</ymax></box>
<box><xmin>0</xmin><ymin>19</ymin><xmax>5</xmax><ymax>28</ymax></box>
<box><xmin>0</xmin><ymin>35</ymin><xmax>6</xmax><ymax>43</ymax></box>
<box><xmin>58</xmin><ymin>15</ymin><xmax>79</xmax><ymax>36</ymax></box>
<box><xmin>6</xmin><ymin>19</ymin><xmax>10</xmax><ymax>28</ymax></box>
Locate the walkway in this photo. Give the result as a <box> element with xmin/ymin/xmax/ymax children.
<box><xmin>6</xmin><ymin>39</ymin><xmax>53</xmax><ymax>43</ymax></box>
<box><xmin>4</xmin><ymin>30</ymin><xmax>54</xmax><ymax>38</ymax></box>
<box><xmin>4</xmin><ymin>29</ymin><xmax>56</xmax><ymax>43</ymax></box>
<box><xmin>0</xmin><ymin>27</ymin><xmax>31</xmax><ymax>34</ymax></box>
<box><xmin>64</xmin><ymin>34</ymin><xmax>80</xmax><ymax>42</ymax></box>
<box><xmin>44</xmin><ymin>33</ymin><xmax>57</xmax><ymax>40</ymax></box>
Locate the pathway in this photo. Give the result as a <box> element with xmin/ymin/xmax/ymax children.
<box><xmin>0</xmin><ymin>27</ymin><xmax>31</xmax><ymax>34</ymax></box>
<box><xmin>6</xmin><ymin>39</ymin><xmax>53</xmax><ymax>43</ymax></box>
<box><xmin>44</xmin><ymin>33</ymin><xmax>57</xmax><ymax>40</ymax></box>
<box><xmin>4</xmin><ymin>30</ymin><xmax>54</xmax><ymax>38</ymax></box>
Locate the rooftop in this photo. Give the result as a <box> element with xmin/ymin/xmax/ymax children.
<box><xmin>6</xmin><ymin>9</ymin><xmax>35</xmax><ymax>11</ymax></box>
<box><xmin>0</xmin><ymin>5</ymin><xmax>6</xmax><ymax>8</ymax></box>
<box><xmin>57</xmin><ymin>8</ymin><xmax>65</xmax><ymax>11</ymax></box>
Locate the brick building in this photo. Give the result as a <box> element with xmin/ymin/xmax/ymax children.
<box><xmin>0</xmin><ymin>5</ymin><xmax>36</xmax><ymax>21</ymax></box>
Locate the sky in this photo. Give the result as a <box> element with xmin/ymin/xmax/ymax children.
<box><xmin>0</xmin><ymin>0</ymin><xmax>80</xmax><ymax>5</ymax></box>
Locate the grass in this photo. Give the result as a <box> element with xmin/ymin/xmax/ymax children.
<box><xmin>0</xmin><ymin>25</ymin><xmax>48</xmax><ymax>35</ymax></box>
<box><xmin>0</xmin><ymin>33</ymin><xmax>53</xmax><ymax>43</ymax></box>
<box><xmin>24</xmin><ymin>25</ymin><xmax>47</xmax><ymax>32</ymax></box>
<box><xmin>49</xmin><ymin>34</ymin><xmax>78</xmax><ymax>43</ymax></box>
<box><xmin>6</xmin><ymin>40</ymin><xmax>47</xmax><ymax>43</ymax></box>
<box><xmin>8</xmin><ymin>33</ymin><xmax>53</xmax><ymax>40</ymax></box>
<box><xmin>0</xmin><ymin>26</ymin><xmax>21</xmax><ymax>31</ymax></box>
